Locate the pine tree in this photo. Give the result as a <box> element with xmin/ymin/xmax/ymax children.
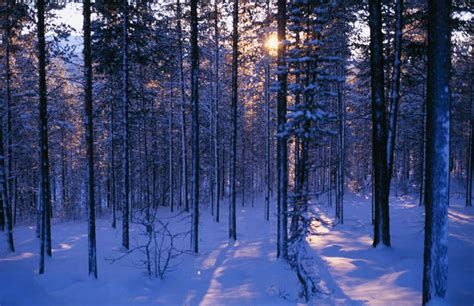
<box><xmin>368</xmin><ymin>0</ymin><xmax>390</xmax><ymax>247</ymax></box>
<box><xmin>37</xmin><ymin>0</ymin><xmax>52</xmax><ymax>274</ymax></box>
<box><xmin>83</xmin><ymin>0</ymin><xmax>97</xmax><ymax>278</ymax></box>
<box><xmin>276</xmin><ymin>0</ymin><xmax>288</xmax><ymax>260</ymax></box>
<box><xmin>121</xmin><ymin>0</ymin><xmax>130</xmax><ymax>250</ymax></box>
<box><xmin>1</xmin><ymin>0</ymin><xmax>15</xmax><ymax>253</ymax></box>
<box><xmin>190</xmin><ymin>0</ymin><xmax>200</xmax><ymax>254</ymax></box>
<box><xmin>229</xmin><ymin>0</ymin><xmax>238</xmax><ymax>241</ymax></box>
<box><xmin>422</xmin><ymin>0</ymin><xmax>451</xmax><ymax>303</ymax></box>
<box><xmin>176</xmin><ymin>0</ymin><xmax>189</xmax><ymax>213</ymax></box>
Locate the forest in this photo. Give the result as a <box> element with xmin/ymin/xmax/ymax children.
<box><xmin>0</xmin><ymin>0</ymin><xmax>472</xmax><ymax>305</ymax></box>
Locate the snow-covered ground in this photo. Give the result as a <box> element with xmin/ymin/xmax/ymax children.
<box><xmin>0</xmin><ymin>193</ymin><xmax>473</xmax><ymax>306</ymax></box>
<box><xmin>0</xmin><ymin>202</ymin><xmax>299</xmax><ymax>306</ymax></box>
<box><xmin>309</xmin><ymin>193</ymin><xmax>474</xmax><ymax>306</ymax></box>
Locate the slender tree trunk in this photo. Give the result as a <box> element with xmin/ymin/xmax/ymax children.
<box><xmin>264</xmin><ymin>0</ymin><xmax>272</xmax><ymax>220</ymax></box>
<box><xmin>213</xmin><ymin>0</ymin><xmax>220</xmax><ymax>223</ymax></box>
<box><xmin>139</xmin><ymin>73</ymin><xmax>151</xmax><ymax>220</ymax></box>
<box><xmin>12</xmin><ymin>176</ymin><xmax>17</xmax><ymax>225</ymax></box>
<box><xmin>0</xmin><ymin>122</ymin><xmax>13</xmax><ymax>253</ymax></box>
<box><xmin>61</xmin><ymin>132</ymin><xmax>67</xmax><ymax>214</ymax></box>
<box><xmin>369</xmin><ymin>0</ymin><xmax>390</xmax><ymax>247</ymax></box>
<box><xmin>387</xmin><ymin>0</ymin><xmax>403</xmax><ymax>189</ymax></box>
<box><xmin>121</xmin><ymin>0</ymin><xmax>130</xmax><ymax>250</ymax></box>
<box><xmin>110</xmin><ymin>80</ymin><xmax>117</xmax><ymax>227</ymax></box>
<box><xmin>265</xmin><ymin>57</ymin><xmax>271</xmax><ymax>221</ymax></box>
<box><xmin>466</xmin><ymin>85</ymin><xmax>473</xmax><ymax>207</ymax></box>
<box><xmin>276</xmin><ymin>0</ymin><xmax>288</xmax><ymax>259</ymax></box>
<box><xmin>4</xmin><ymin>0</ymin><xmax>14</xmax><ymax>233</ymax></box>
<box><xmin>337</xmin><ymin>61</ymin><xmax>345</xmax><ymax>224</ymax></box>
<box><xmin>169</xmin><ymin>85</ymin><xmax>174</xmax><ymax>212</ymax></box>
<box><xmin>229</xmin><ymin>0</ymin><xmax>238</xmax><ymax>241</ymax></box>
<box><xmin>37</xmin><ymin>0</ymin><xmax>52</xmax><ymax>273</ymax></box>
<box><xmin>251</xmin><ymin>131</ymin><xmax>255</xmax><ymax>208</ymax></box>
<box><xmin>2</xmin><ymin>1</ymin><xmax>15</xmax><ymax>252</ymax></box>
<box><xmin>176</xmin><ymin>0</ymin><xmax>189</xmax><ymax>213</ymax></box>
<box><xmin>419</xmin><ymin>90</ymin><xmax>427</xmax><ymax>206</ymax></box>
<box><xmin>210</xmin><ymin>84</ymin><xmax>214</xmax><ymax>217</ymax></box>
<box><xmin>190</xmin><ymin>0</ymin><xmax>200</xmax><ymax>254</ymax></box>
<box><xmin>83</xmin><ymin>0</ymin><xmax>97</xmax><ymax>278</ymax></box>
<box><xmin>241</xmin><ymin>151</ymin><xmax>245</xmax><ymax>208</ymax></box>
<box><xmin>422</xmin><ymin>0</ymin><xmax>451</xmax><ymax>303</ymax></box>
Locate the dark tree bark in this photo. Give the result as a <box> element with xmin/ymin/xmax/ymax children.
<box><xmin>466</xmin><ymin>91</ymin><xmax>473</xmax><ymax>207</ymax></box>
<box><xmin>387</xmin><ymin>0</ymin><xmax>403</xmax><ymax>186</ymax></box>
<box><xmin>176</xmin><ymin>0</ymin><xmax>189</xmax><ymax>213</ymax></box>
<box><xmin>169</xmin><ymin>87</ymin><xmax>174</xmax><ymax>213</ymax></box>
<box><xmin>0</xmin><ymin>113</ymin><xmax>13</xmax><ymax>253</ymax></box>
<box><xmin>109</xmin><ymin>81</ymin><xmax>116</xmax><ymax>228</ymax></box>
<box><xmin>121</xmin><ymin>0</ymin><xmax>130</xmax><ymax>250</ymax></box>
<box><xmin>190</xmin><ymin>0</ymin><xmax>200</xmax><ymax>254</ymax></box>
<box><xmin>213</xmin><ymin>0</ymin><xmax>221</xmax><ymax>223</ymax></box>
<box><xmin>83</xmin><ymin>0</ymin><xmax>97</xmax><ymax>278</ymax></box>
<box><xmin>37</xmin><ymin>0</ymin><xmax>52</xmax><ymax>273</ymax></box>
<box><xmin>2</xmin><ymin>0</ymin><xmax>15</xmax><ymax>253</ymax></box>
<box><xmin>422</xmin><ymin>0</ymin><xmax>451</xmax><ymax>303</ymax></box>
<box><xmin>229</xmin><ymin>0</ymin><xmax>238</xmax><ymax>241</ymax></box>
<box><xmin>276</xmin><ymin>0</ymin><xmax>288</xmax><ymax>259</ymax></box>
<box><xmin>369</xmin><ymin>0</ymin><xmax>390</xmax><ymax>247</ymax></box>
<box><xmin>419</xmin><ymin>94</ymin><xmax>427</xmax><ymax>206</ymax></box>
<box><xmin>265</xmin><ymin>55</ymin><xmax>270</xmax><ymax>221</ymax></box>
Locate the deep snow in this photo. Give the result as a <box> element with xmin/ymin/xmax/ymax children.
<box><xmin>0</xmin><ymin>203</ymin><xmax>299</xmax><ymax>306</ymax></box>
<box><xmin>308</xmin><ymin>193</ymin><xmax>474</xmax><ymax>306</ymax></box>
<box><xmin>0</xmin><ymin>193</ymin><xmax>473</xmax><ymax>305</ymax></box>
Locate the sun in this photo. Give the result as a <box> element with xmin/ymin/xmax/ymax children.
<box><xmin>265</xmin><ymin>34</ymin><xmax>279</xmax><ymax>51</ymax></box>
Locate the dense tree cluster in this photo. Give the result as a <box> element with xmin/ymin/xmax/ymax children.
<box><xmin>0</xmin><ymin>0</ymin><xmax>471</xmax><ymax>304</ymax></box>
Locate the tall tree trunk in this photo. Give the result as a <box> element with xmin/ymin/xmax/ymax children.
<box><xmin>229</xmin><ymin>0</ymin><xmax>238</xmax><ymax>241</ymax></box>
<box><xmin>213</xmin><ymin>0</ymin><xmax>220</xmax><ymax>223</ymax></box>
<box><xmin>83</xmin><ymin>0</ymin><xmax>97</xmax><ymax>278</ymax></box>
<box><xmin>265</xmin><ymin>57</ymin><xmax>271</xmax><ymax>221</ymax></box>
<box><xmin>264</xmin><ymin>0</ymin><xmax>272</xmax><ymax>221</ymax></box>
<box><xmin>121</xmin><ymin>0</ymin><xmax>130</xmax><ymax>250</ymax></box>
<box><xmin>337</xmin><ymin>59</ymin><xmax>345</xmax><ymax>224</ymax></box>
<box><xmin>4</xmin><ymin>0</ymin><xmax>14</xmax><ymax>234</ymax></box>
<box><xmin>190</xmin><ymin>0</ymin><xmax>200</xmax><ymax>254</ymax></box>
<box><xmin>0</xmin><ymin>121</ymin><xmax>13</xmax><ymax>253</ymax></box>
<box><xmin>422</xmin><ymin>0</ymin><xmax>451</xmax><ymax>303</ymax></box>
<box><xmin>419</xmin><ymin>91</ymin><xmax>427</xmax><ymax>206</ymax></box>
<box><xmin>110</xmin><ymin>80</ymin><xmax>116</xmax><ymax>227</ymax></box>
<box><xmin>37</xmin><ymin>0</ymin><xmax>52</xmax><ymax>273</ymax></box>
<box><xmin>169</xmin><ymin>86</ymin><xmax>174</xmax><ymax>212</ymax></box>
<box><xmin>387</xmin><ymin>0</ymin><xmax>403</xmax><ymax>188</ymax></box>
<box><xmin>276</xmin><ymin>0</ymin><xmax>288</xmax><ymax>259</ymax></box>
<box><xmin>61</xmin><ymin>132</ymin><xmax>67</xmax><ymax>215</ymax></box>
<box><xmin>141</xmin><ymin>87</ymin><xmax>151</xmax><ymax>220</ymax></box>
<box><xmin>369</xmin><ymin>0</ymin><xmax>390</xmax><ymax>247</ymax></box>
<box><xmin>466</xmin><ymin>87</ymin><xmax>473</xmax><ymax>207</ymax></box>
<box><xmin>176</xmin><ymin>0</ymin><xmax>189</xmax><ymax>213</ymax></box>
<box><xmin>2</xmin><ymin>0</ymin><xmax>15</xmax><ymax>252</ymax></box>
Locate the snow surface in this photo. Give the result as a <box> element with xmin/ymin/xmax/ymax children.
<box><xmin>1</xmin><ymin>193</ymin><xmax>473</xmax><ymax>305</ymax></box>
<box><xmin>308</xmin><ymin>193</ymin><xmax>474</xmax><ymax>306</ymax></box>
<box><xmin>0</xmin><ymin>203</ymin><xmax>299</xmax><ymax>306</ymax></box>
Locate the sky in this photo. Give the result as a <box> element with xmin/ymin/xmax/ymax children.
<box><xmin>53</xmin><ymin>2</ymin><xmax>470</xmax><ymax>57</ymax></box>
<box><xmin>53</xmin><ymin>3</ymin><xmax>83</xmax><ymax>35</ymax></box>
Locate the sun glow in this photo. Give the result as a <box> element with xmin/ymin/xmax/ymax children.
<box><xmin>265</xmin><ymin>34</ymin><xmax>279</xmax><ymax>52</ymax></box>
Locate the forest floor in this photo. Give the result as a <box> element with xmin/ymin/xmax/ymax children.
<box><xmin>0</xmin><ymin>201</ymin><xmax>301</xmax><ymax>306</ymax></box>
<box><xmin>0</xmin><ymin>192</ymin><xmax>473</xmax><ymax>306</ymax></box>
<box><xmin>308</xmin><ymin>192</ymin><xmax>474</xmax><ymax>306</ymax></box>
